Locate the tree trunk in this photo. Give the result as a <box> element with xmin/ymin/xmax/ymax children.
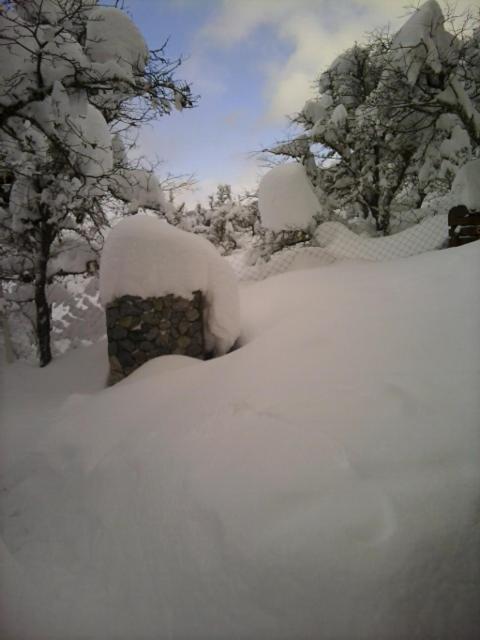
<box><xmin>1</xmin><ymin>312</ymin><xmax>15</xmax><ymax>363</ymax></box>
<box><xmin>376</xmin><ymin>196</ymin><xmax>391</xmax><ymax>235</ymax></box>
<box><xmin>35</xmin><ymin>221</ymin><xmax>53</xmax><ymax>367</ymax></box>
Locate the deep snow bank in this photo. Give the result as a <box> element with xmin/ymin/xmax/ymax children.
<box><xmin>314</xmin><ymin>213</ymin><xmax>448</xmax><ymax>260</ymax></box>
<box><xmin>1</xmin><ymin>243</ymin><xmax>480</xmax><ymax>639</ymax></box>
<box><xmin>228</xmin><ymin>213</ymin><xmax>448</xmax><ymax>283</ymax></box>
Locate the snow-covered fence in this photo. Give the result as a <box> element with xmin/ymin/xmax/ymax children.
<box><xmin>227</xmin><ymin>214</ymin><xmax>449</xmax><ymax>282</ymax></box>
<box><xmin>100</xmin><ymin>216</ymin><xmax>240</xmax><ymax>383</ymax></box>
<box><xmin>226</xmin><ymin>246</ymin><xmax>336</xmax><ymax>282</ymax></box>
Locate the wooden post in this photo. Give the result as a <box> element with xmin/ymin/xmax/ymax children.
<box><xmin>448</xmin><ymin>206</ymin><xmax>480</xmax><ymax>247</ymax></box>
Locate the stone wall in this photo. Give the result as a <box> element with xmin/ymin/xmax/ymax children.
<box><xmin>106</xmin><ymin>290</ymin><xmax>205</xmax><ymax>384</ymax></box>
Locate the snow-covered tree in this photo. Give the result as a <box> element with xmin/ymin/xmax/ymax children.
<box><xmin>177</xmin><ymin>185</ymin><xmax>258</xmax><ymax>255</ymax></box>
<box><xmin>268</xmin><ymin>0</ymin><xmax>480</xmax><ymax>234</ymax></box>
<box><xmin>179</xmin><ymin>184</ymin><xmax>310</xmax><ymax>265</ymax></box>
<box><xmin>0</xmin><ymin>0</ymin><xmax>194</xmax><ymax>365</ymax></box>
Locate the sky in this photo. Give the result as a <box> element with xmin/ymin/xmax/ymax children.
<box><xmin>124</xmin><ymin>0</ymin><xmax>473</xmax><ymax>207</ymax></box>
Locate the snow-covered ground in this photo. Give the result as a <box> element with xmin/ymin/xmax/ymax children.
<box><xmin>1</xmin><ymin>242</ymin><xmax>480</xmax><ymax>639</ymax></box>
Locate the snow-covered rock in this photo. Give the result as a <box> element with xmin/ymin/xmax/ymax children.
<box><xmin>100</xmin><ymin>215</ymin><xmax>240</xmax><ymax>354</ymax></box>
<box><xmin>258</xmin><ymin>163</ymin><xmax>321</xmax><ymax>232</ymax></box>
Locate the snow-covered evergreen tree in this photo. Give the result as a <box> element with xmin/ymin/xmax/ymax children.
<box><xmin>0</xmin><ymin>0</ymin><xmax>194</xmax><ymax>365</ymax></box>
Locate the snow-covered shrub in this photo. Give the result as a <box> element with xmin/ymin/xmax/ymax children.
<box><xmin>178</xmin><ymin>185</ymin><xmax>312</xmax><ymax>270</ymax></box>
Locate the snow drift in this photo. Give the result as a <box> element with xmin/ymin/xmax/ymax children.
<box><xmin>314</xmin><ymin>213</ymin><xmax>448</xmax><ymax>260</ymax></box>
<box><xmin>1</xmin><ymin>241</ymin><xmax>479</xmax><ymax>639</ymax></box>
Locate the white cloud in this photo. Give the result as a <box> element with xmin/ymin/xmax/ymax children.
<box><xmin>199</xmin><ymin>0</ymin><xmax>475</xmax><ymax>122</ymax></box>
<box><xmin>178</xmin><ymin>155</ymin><xmax>265</xmax><ymax>208</ymax></box>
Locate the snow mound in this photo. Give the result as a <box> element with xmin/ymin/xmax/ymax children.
<box><xmin>315</xmin><ymin>214</ymin><xmax>448</xmax><ymax>260</ymax></box>
<box><xmin>2</xmin><ymin>243</ymin><xmax>479</xmax><ymax>639</ymax></box>
<box><xmin>258</xmin><ymin>163</ymin><xmax>321</xmax><ymax>231</ymax></box>
<box><xmin>118</xmin><ymin>355</ymin><xmax>203</xmax><ymax>385</ymax></box>
<box><xmin>450</xmin><ymin>159</ymin><xmax>480</xmax><ymax>211</ymax></box>
<box><xmin>100</xmin><ymin>215</ymin><xmax>240</xmax><ymax>354</ymax></box>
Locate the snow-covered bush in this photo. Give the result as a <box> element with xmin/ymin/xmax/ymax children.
<box><xmin>0</xmin><ymin>0</ymin><xmax>194</xmax><ymax>366</ymax></box>
<box><xmin>178</xmin><ymin>185</ymin><xmax>311</xmax><ymax>269</ymax></box>
<box><xmin>100</xmin><ymin>216</ymin><xmax>240</xmax><ymax>355</ymax></box>
<box><xmin>267</xmin><ymin>0</ymin><xmax>480</xmax><ymax>235</ymax></box>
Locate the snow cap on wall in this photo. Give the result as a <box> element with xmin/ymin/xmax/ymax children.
<box><xmin>100</xmin><ymin>216</ymin><xmax>240</xmax><ymax>354</ymax></box>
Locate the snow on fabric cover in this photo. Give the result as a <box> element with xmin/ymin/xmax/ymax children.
<box><xmin>100</xmin><ymin>215</ymin><xmax>240</xmax><ymax>354</ymax></box>
<box><xmin>314</xmin><ymin>214</ymin><xmax>448</xmax><ymax>260</ymax></box>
